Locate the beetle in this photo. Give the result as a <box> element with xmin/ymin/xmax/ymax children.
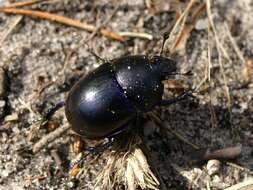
<box><xmin>46</xmin><ymin>54</ymin><xmax>193</xmax><ymax>140</ymax></box>
<box><xmin>68</xmin><ymin>54</ymin><xmax>194</xmax><ymax>138</ymax></box>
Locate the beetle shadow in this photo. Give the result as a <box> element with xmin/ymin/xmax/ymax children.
<box><xmin>141</xmin><ymin>99</ymin><xmax>252</xmax><ymax>189</ymax></box>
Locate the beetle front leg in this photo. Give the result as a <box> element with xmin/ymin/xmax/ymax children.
<box><xmin>160</xmin><ymin>90</ymin><xmax>195</xmax><ymax>107</ymax></box>
<box><xmin>85</xmin><ymin>138</ymin><xmax>115</xmax><ymax>153</ymax></box>
<box><xmin>44</xmin><ymin>101</ymin><xmax>65</xmax><ymax>121</ymax></box>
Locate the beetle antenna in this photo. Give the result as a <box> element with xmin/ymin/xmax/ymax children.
<box><xmin>169</xmin><ymin>70</ymin><xmax>193</xmax><ymax>76</ymax></box>
<box><xmin>159</xmin><ymin>32</ymin><xmax>170</xmax><ymax>56</ymax></box>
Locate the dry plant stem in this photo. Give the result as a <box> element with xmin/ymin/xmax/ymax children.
<box><xmin>83</xmin><ymin>4</ymin><xmax>120</xmax><ymax>43</ymax></box>
<box><xmin>191</xmin><ymin>145</ymin><xmax>242</xmax><ymax>162</ymax></box>
<box><xmin>164</xmin><ymin>0</ymin><xmax>195</xmax><ymax>52</ymax></box>
<box><xmin>194</xmin><ymin>24</ymin><xmax>211</xmax><ymax>92</ymax></box>
<box><xmin>207</xmin><ymin>24</ymin><xmax>212</xmax><ymax>82</ymax></box>
<box><xmin>3</xmin><ymin>0</ymin><xmax>51</xmax><ymax>8</ymax></box>
<box><xmin>32</xmin><ymin>124</ymin><xmax>70</xmax><ymax>153</ymax></box>
<box><xmin>194</xmin><ymin>5</ymin><xmax>212</xmax><ymax>91</ymax></box>
<box><xmin>94</xmin><ymin>134</ymin><xmax>160</xmax><ymax>190</ymax></box>
<box><xmin>171</xmin><ymin>2</ymin><xmax>206</xmax><ymax>52</ymax></box>
<box><xmin>169</xmin><ymin>0</ymin><xmax>195</xmax><ymax>38</ymax></box>
<box><xmin>208</xmin><ymin>99</ymin><xmax>218</xmax><ymax>125</ymax></box>
<box><xmin>118</xmin><ymin>32</ymin><xmax>153</xmax><ymax>40</ymax></box>
<box><xmin>224</xmin><ymin>23</ymin><xmax>246</xmax><ymax>64</ymax></box>
<box><xmin>206</xmin><ymin>181</ymin><xmax>211</xmax><ymax>190</ymax></box>
<box><xmin>0</xmin><ymin>15</ymin><xmax>23</xmax><ymax>45</ymax></box>
<box><xmin>18</xmin><ymin>97</ymin><xmax>38</xmax><ymax>116</ymax></box>
<box><xmin>226</xmin><ymin>162</ymin><xmax>246</xmax><ymax>171</ymax></box>
<box><xmin>25</xmin><ymin>175</ymin><xmax>46</xmax><ymax>181</ymax></box>
<box><xmin>206</xmin><ymin>0</ymin><xmax>231</xmax><ymax>109</ymax></box>
<box><xmin>224</xmin><ymin>178</ymin><xmax>253</xmax><ymax>190</ymax></box>
<box><xmin>0</xmin><ymin>7</ymin><xmax>124</xmax><ymax>41</ymax></box>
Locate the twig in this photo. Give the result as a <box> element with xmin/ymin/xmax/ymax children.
<box><xmin>171</xmin><ymin>2</ymin><xmax>206</xmax><ymax>52</ymax></box>
<box><xmin>18</xmin><ymin>97</ymin><xmax>38</xmax><ymax>115</ymax></box>
<box><xmin>224</xmin><ymin>23</ymin><xmax>246</xmax><ymax>64</ymax></box>
<box><xmin>0</xmin><ymin>7</ymin><xmax>124</xmax><ymax>41</ymax></box>
<box><xmin>164</xmin><ymin>0</ymin><xmax>196</xmax><ymax>52</ymax></box>
<box><xmin>25</xmin><ymin>175</ymin><xmax>46</xmax><ymax>181</ymax></box>
<box><xmin>118</xmin><ymin>32</ymin><xmax>153</xmax><ymax>40</ymax></box>
<box><xmin>224</xmin><ymin>178</ymin><xmax>253</xmax><ymax>190</ymax></box>
<box><xmin>225</xmin><ymin>162</ymin><xmax>246</xmax><ymax>171</ymax></box>
<box><xmin>83</xmin><ymin>4</ymin><xmax>120</xmax><ymax>43</ymax></box>
<box><xmin>169</xmin><ymin>0</ymin><xmax>195</xmax><ymax>40</ymax></box>
<box><xmin>207</xmin><ymin>23</ymin><xmax>212</xmax><ymax>82</ymax></box>
<box><xmin>0</xmin><ymin>15</ymin><xmax>23</xmax><ymax>45</ymax></box>
<box><xmin>32</xmin><ymin>124</ymin><xmax>70</xmax><ymax>153</ymax></box>
<box><xmin>190</xmin><ymin>145</ymin><xmax>242</xmax><ymax>162</ymax></box>
<box><xmin>0</xmin><ymin>7</ymin><xmax>154</xmax><ymax>41</ymax></box>
<box><xmin>3</xmin><ymin>0</ymin><xmax>51</xmax><ymax>8</ymax></box>
<box><xmin>206</xmin><ymin>0</ymin><xmax>231</xmax><ymax>110</ymax></box>
<box><xmin>193</xmin><ymin>19</ymin><xmax>212</xmax><ymax>92</ymax></box>
<box><xmin>50</xmin><ymin>149</ymin><xmax>65</xmax><ymax>175</ymax></box>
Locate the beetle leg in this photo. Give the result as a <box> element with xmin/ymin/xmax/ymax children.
<box><xmin>44</xmin><ymin>101</ymin><xmax>65</xmax><ymax>121</ymax></box>
<box><xmin>85</xmin><ymin>138</ymin><xmax>115</xmax><ymax>153</ymax></box>
<box><xmin>70</xmin><ymin>138</ymin><xmax>115</xmax><ymax>168</ymax></box>
<box><xmin>160</xmin><ymin>90</ymin><xmax>195</xmax><ymax>106</ymax></box>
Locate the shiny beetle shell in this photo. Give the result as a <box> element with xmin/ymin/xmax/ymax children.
<box><xmin>65</xmin><ymin>55</ymin><xmax>177</xmax><ymax>139</ymax></box>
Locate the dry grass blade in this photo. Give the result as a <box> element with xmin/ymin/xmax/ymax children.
<box><xmin>125</xmin><ymin>148</ymin><xmax>160</xmax><ymax>190</ymax></box>
<box><xmin>0</xmin><ymin>15</ymin><xmax>23</xmax><ymax>45</ymax></box>
<box><xmin>163</xmin><ymin>0</ymin><xmax>196</xmax><ymax>53</ymax></box>
<box><xmin>83</xmin><ymin>4</ymin><xmax>120</xmax><ymax>43</ymax></box>
<box><xmin>171</xmin><ymin>2</ymin><xmax>206</xmax><ymax>53</ymax></box>
<box><xmin>0</xmin><ymin>7</ymin><xmax>124</xmax><ymax>41</ymax></box>
<box><xmin>206</xmin><ymin>0</ymin><xmax>231</xmax><ymax>110</ymax></box>
<box><xmin>224</xmin><ymin>178</ymin><xmax>253</xmax><ymax>190</ymax></box>
<box><xmin>32</xmin><ymin>124</ymin><xmax>70</xmax><ymax>153</ymax></box>
<box><xmin>94</xmin><ymin>134</ymin><xmax>160</xmax><ymax>190</ymax></box>
<box><xmin>224</xmin><ymin>23</ymin><xmax>246</xmax><ymax>64</ymax></box>
<box><xmin>118</xmin><ymin>32</ymin><xmax>153</xmax><ymax>40</ymax></box>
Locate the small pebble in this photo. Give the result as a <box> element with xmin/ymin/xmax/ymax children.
<box><xmin>4</xmin><ymin>113</ymin><xmax>19</xmax><ymax>122</ymax></box>
<box><xmin>1</xmin><ymin>169</ymin><xmax>10</xmax><ymax>177</ymax></box>
<box><xmin>195</xmin><ymin>18</ymin><xmax>209</xmax><ymax>30</ymax></box>
<box><xmin>67</xmin><ymin>181</ymin><xmax>75</xmax><ymax>188</ymax></box>
<box><xmin>207</xmin><ymin>159</ymin><xmax>221</xmax><ymax>176</ymax></box>
<box><xmin>0</xmin><ymin>100</ymin><xmax>6</xmax><ymax>118</ymax></box>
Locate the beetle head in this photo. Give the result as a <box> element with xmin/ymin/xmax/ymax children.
<box><xmin>149</xmin><ymin>55</ymin><xmax>177</xmax><ymax>80</ymax></box>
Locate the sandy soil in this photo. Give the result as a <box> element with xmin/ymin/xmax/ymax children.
<box><xmin>0</xmin><ymin>0</ymin><xmax>252</xmax><ymax>189</ymax></box>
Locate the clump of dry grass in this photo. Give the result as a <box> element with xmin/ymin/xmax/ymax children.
<box><xmin>94</xmin><ymin>133</ymin><xmax>160</xmax><ymax>190</ymax></box>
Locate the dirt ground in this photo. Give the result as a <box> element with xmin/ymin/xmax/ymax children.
<box><xmin>0</xmin><ymin>0</ymin><xmax>252</xmax><ymax>190</ymax></box>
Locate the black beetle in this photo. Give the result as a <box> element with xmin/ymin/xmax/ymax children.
<box><xmin>62</xmin><ymin>55</ymin><xmax>192</xmax><ymax>139</ymax></box>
